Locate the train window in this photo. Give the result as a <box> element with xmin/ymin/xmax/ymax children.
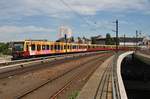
<box><xmin>54</xmin><ymin>45</ymin><xmax>57</xmax><ymax>50</ymax></box>
<box><xmin>31</xmin><ymin>44</ymin><xmax>36</xmax><ymax>51</ymax></box>
<box><xmin>42</xmin><ymin>45</ymin><xmax>46</xmax><ymax>50</ymax></box>
<box><xmin>26</xmin><ymin>45</ymin><xmax>29</xmax><ymax>51</ymax></box>
<box><xmin>73</xmin><ymin>45</ymin><xmax>75</xmax><ymax>49</ymax></box>
<box><xmin>37</xmin><ymin>45</ymin><xmax>41</xmax><ymax>51</ymax></box>
<box><xmin>68</xmin><ymin>45</ymin><xmax>70</xmax><ymax>49</ymax></box>
<box><xmin>58</xmin><ymin>45</ymin><xmax>60</xmax><ymax>50</ymax></box>
<box><xmin>72</xmin><ymin>45</ymin><xmax>74</xmax><ymax>49</ymax></box>
<box><xmin>51</xmin><ymin>45</ymin><xmax>53</xmax><ymax>50</ymax></box>
<box><xmin>74</xmin><ymin>45</ymin><xmax>76</xmax><ymax>49</ymax></box>
<box><xmin>61</xmin><ymin>45</ymin><xmax>63</xmax><ymax>50</ymax></box>
<box><xmin>46</xmin><ymin>45</ymin><xmax>49</xmax><ymax>50</ymax></box>
<box><xmin>83</xmin><ymin>46</ymin><xmax>85</xmax><ymax>49</ymax></box>
<box><xmin>64</xmin><ymin>45</ymin><xmax>66</xmax><ymax>49</ymax></box>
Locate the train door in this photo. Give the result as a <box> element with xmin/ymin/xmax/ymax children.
<box><xmin>28</xmin><ymin>44</ymin><xmax>32</xmax><ymax>55</ymax></box>
<box><xmin>24</xmin><ymin>42</ymin><xmax>30</xmax><ymax>57</ymax></box>
<box><xmin>26</xmin><ymin>45</ymin><xmax>29</xmax><ymax>51</ymax></box>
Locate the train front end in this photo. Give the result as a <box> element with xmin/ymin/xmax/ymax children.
<box><xmin>12</xmin><ymin>41</ymin><xmax>29</xmax><ymax>59</ymax></box>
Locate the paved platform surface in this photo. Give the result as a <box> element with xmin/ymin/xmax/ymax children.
<box><xmin>77</xmin><ymin>56</ymin><xmax>114</xmax><ymax>99</ymax></box>
<box><xmin>137</xmin><ymin>51</ymin><xmax>150</xmax><ymax>58</ymax></box>
<box><xmin>0</xmin><ymin>57</ymin><xmax>11</xmax><ymax>63</ymax></box>
<box><xmin>139</xmin><ymin>50</ymin><xmax>150</xmax><ymax>55</ymax></box>
<box><xmin>135</xmin><ymin>51</ymin><xmax>150</xmax><ymax>65</ymax></box>
<box><xmin>0</xmin><ymin>54</ymin><xmax>12</xmax><ymax>63</ymax></box>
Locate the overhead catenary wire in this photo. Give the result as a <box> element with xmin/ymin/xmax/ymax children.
<box><xmin>59</xmin><ymin>0</ymin><xmax>92</xmax><ymax>26</ymax></box>
<box><xmin>59</xmin><ymin>0</ymin><xmax>112</xmax><ymax>32</ymax></box>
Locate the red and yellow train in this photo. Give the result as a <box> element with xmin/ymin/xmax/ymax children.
<box><xmin>12</xmin><ymin>40</ymin><xmax>135</xmax><ymax>59</ymax></box>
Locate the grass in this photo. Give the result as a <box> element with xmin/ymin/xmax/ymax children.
<box><xmin>68</xmin><ymin>90</ymin><xmax>79</xmax><ymax>99</ymax></box>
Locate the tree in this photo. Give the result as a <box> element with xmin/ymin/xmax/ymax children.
<box><xmin>70</xmin><ymin>37</ymin><xmax>74</xmax><ymax>43</ymax></box>
<box><xmin>91</xmin><ymin>37</ymin><xmax>96</xmax><ymax>44</ymax></box>
<box><xmin>114</xmin><ymin>38</ymin><xmax>120</xmax><ymax>45</ymax></box>
<box><xmin>105</xmin><ymin>33</ymin><xmax>116</xmax><ymax>45</ymax></box>
<box><xmin>77</xmin><ymin>37</ymin><xmax>82</xmax><ymax>43</ymax></box>
<box><xmin>111</xmin><ymin>38</ymin><xmax>116</xmax><ymax>45</ymax></box>
<box><xmin>0</xmin><ymin>43</ymin><xmax>11</xmax><ymax>55</ymax></box>
<box><xmin>105</xmin><ymin>33</ymin><xmax>112</xmax><ymax>45</ymax></box>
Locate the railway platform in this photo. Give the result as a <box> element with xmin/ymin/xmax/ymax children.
<box><xmin>0</xmin><ymin>56</ymin><xmax>11</xmax><ymax>63</ymax></box>
<box><xmin>77</xmin><ymin>51</ymin><xmax>135</xmax><ymax>99</ymax></box>
<box><xmin>77</xmin><ymin>56</ymin><xmax>114</xmax><ymax>99</ymax></box>
<box><xmin>134</xmin><ymin>51</ymin><xmax>150</xmax><ymax>65</ymax></box>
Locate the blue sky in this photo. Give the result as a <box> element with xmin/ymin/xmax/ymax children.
<box><xmin>0</xmin><ymin>0</ymin><xmax>150</xmax><ymax>42</ymax></box>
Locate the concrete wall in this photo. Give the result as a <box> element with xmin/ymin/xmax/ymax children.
<box><xmin>117</xmin><ymin>51</ymin><xmax>134</xmax><ymax>99</ymax></box>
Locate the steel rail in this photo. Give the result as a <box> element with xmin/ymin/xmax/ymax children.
<box><xmin>0</xmin><ymin>51</ymin><xmax>109</xmax><ymax>67</ymax></box>
<box><xmin>94</xmin><ymin>58</ymin><xmax>111</xmax><ymax>99</ymax></box>
<box><xmin>49</xmin><ymin>55</ymin><xmax>111</xmax><ymax>99</ymax></box>
<box><xmin>16</xmin><ymin>53</ymin><xmax>111</xmax><ymax>99</ymax></box>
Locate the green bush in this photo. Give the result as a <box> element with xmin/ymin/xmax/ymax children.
<box><xmin>0</xmin><ymin>43</ymin><xmax>11</xmax><ymax>55</ymax></box>
<box><xmin>68</xmin><ymin>91</ymin><xmax>79</xmax><ymax>99</ymax></box>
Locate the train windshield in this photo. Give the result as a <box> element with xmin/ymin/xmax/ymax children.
<box><xmin>13</xmin><ymin>42</ymin><xmax>24</xmax><ymax>51</ymax></box>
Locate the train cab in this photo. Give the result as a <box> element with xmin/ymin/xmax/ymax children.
<box><xmin>12</xmin><ymin>41</ymin><xmax>30</xmax><ymax>59</ymax></box>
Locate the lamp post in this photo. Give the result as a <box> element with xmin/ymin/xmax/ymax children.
<box><xmin>124</xmin><ymin>34</ymin><xmax>126</xmax><ymax>47</ymax></box>
<box><xmin>116</xmin><ymin>20</ymin><xmax>119</xmax><ymax>53</ymax></box>
<box><xmin>64</xmin><ymin>34</ymin><xmax>67</xmax><ymax>53</ymax></box>
<box><xmin>136</xmin><ymin>30</ymin><xmax>138</xmax><ymax>51</ymax></box>
<box><xmin>112</xmin><ymin>19</ymin><xmax>119</xmax><ymax>53</ymax></box>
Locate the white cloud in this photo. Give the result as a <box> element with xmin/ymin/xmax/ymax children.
<box><xmin>0</xmin><ymin>26</ymin><xmax>53</xmax><ymax>34</ymax></box>
<box><xmin>0</xmin><ymin>0</ymin><xmax>150</xmax><ymax>19</ymax></box>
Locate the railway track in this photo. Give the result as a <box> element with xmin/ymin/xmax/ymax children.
<box><xmin>0</xmin><ymin>51</ymin><xmax>109</xmax><ymax>79</ymax></box>
<box><xmin>94</xmin><ymin>59</ymin><xmax>112</xmax><ymax>99</ymax></box>
<box><xmin>15</xmin><ymin>53</ymin><xmax>112</xmax><ymax>99</ymax></box>
<box><xmin>0</xmin><ymin>51</ymin><xmax>108</xmax><ymax>67</ymax></box>
<box><xmin>50</xmin><ymin>55</ymin><xmax>110</xmax><ymax>99</ymax></box>
<box><xmin>76</xmin><ymin>55</ymin><xmax>114</xmax><ymax>99</ymax></box>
